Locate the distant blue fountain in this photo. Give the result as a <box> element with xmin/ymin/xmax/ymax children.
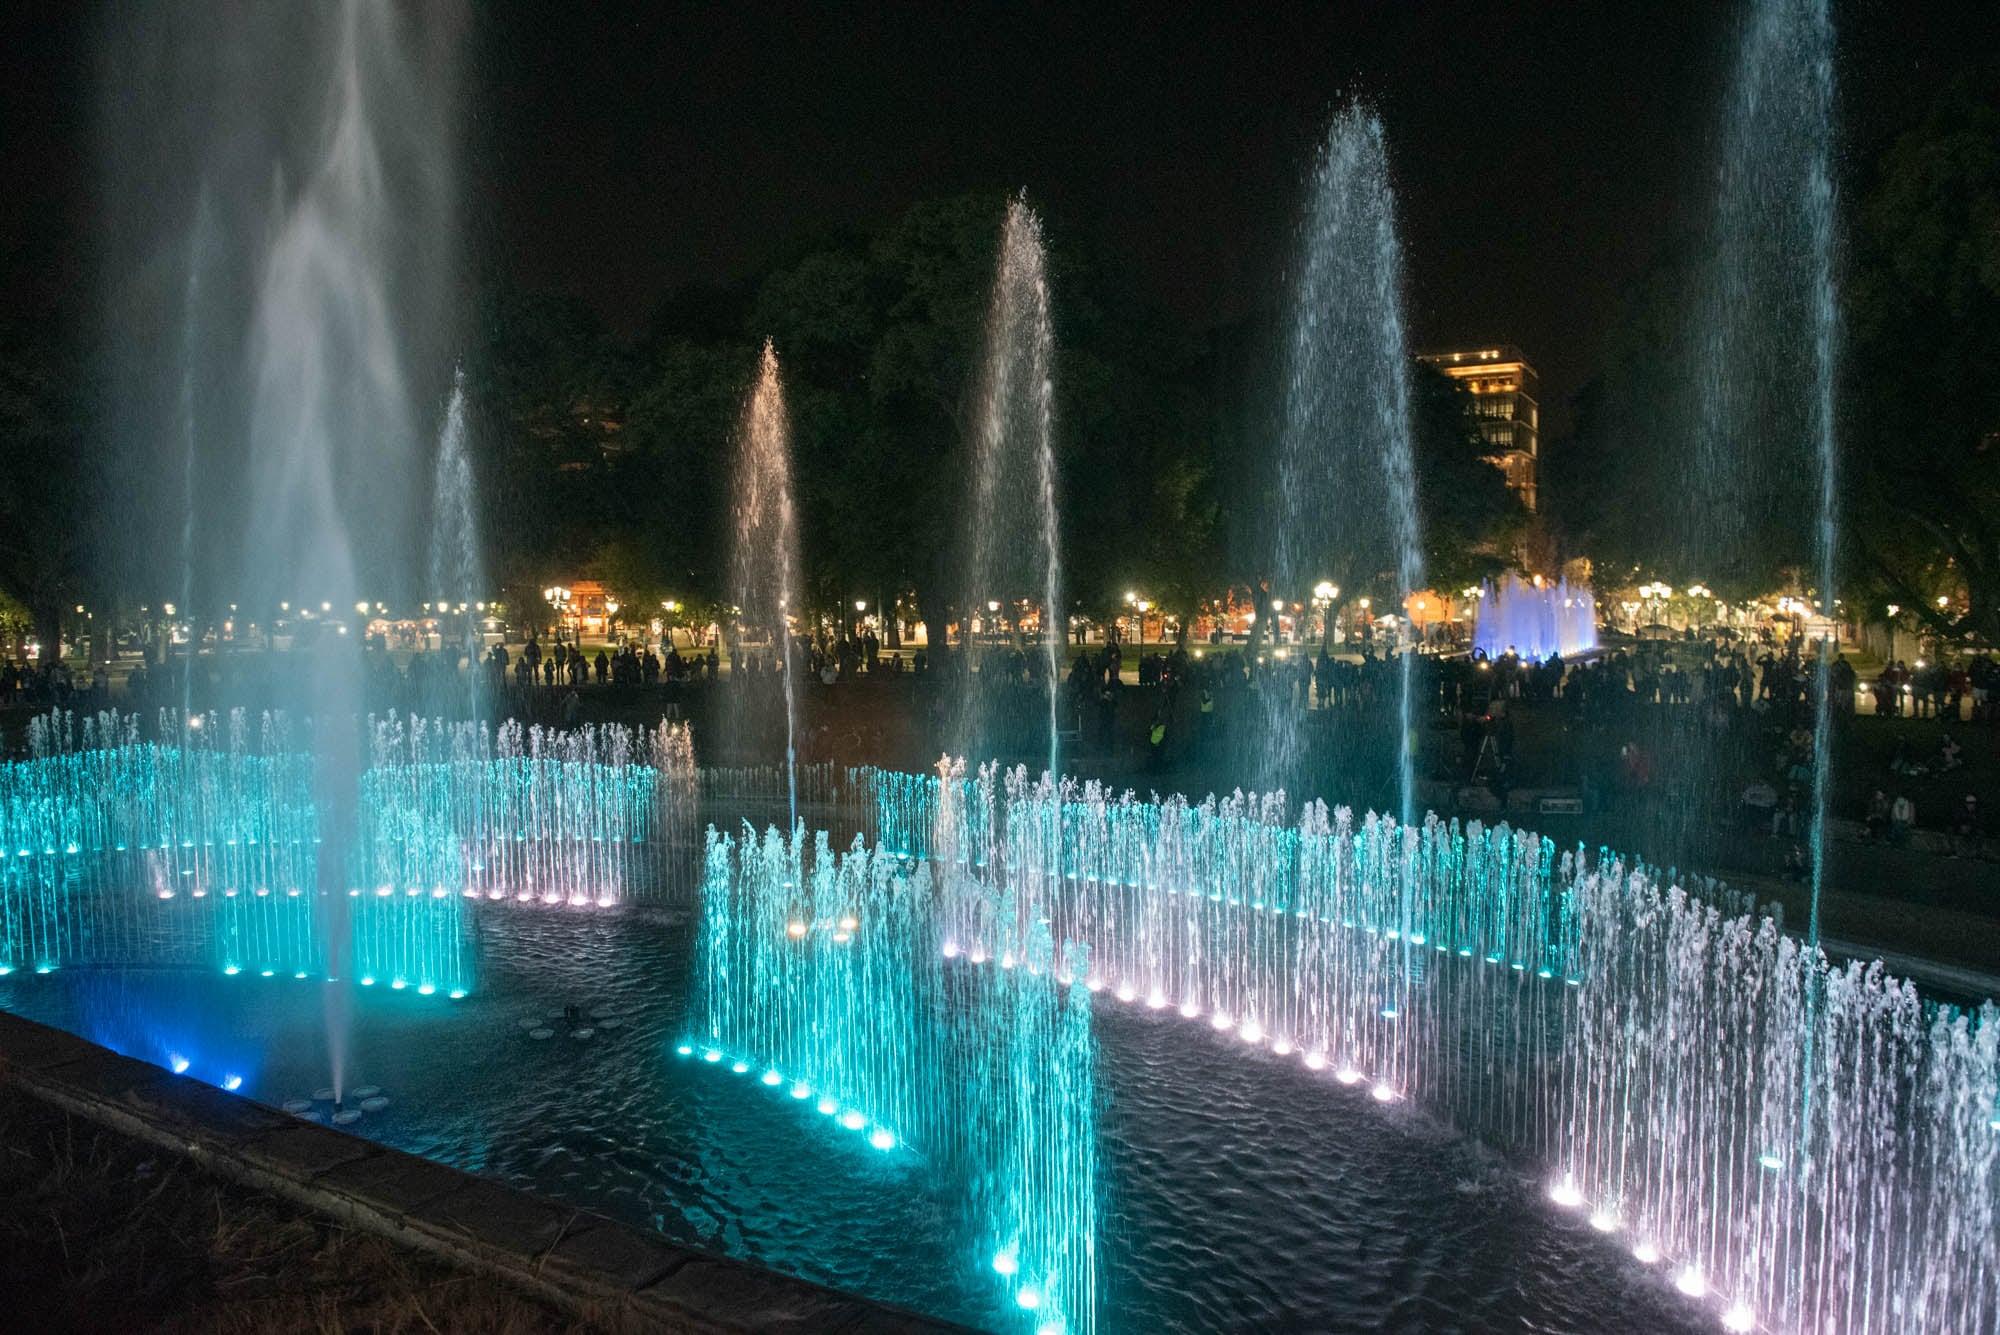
<box><xmin>1471</xmin><ymin>574</ymin><xmax>1598</xmax><ymax>661</ymax></box>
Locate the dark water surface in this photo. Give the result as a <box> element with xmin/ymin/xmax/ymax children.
<box><xmin>1</xmin><ymin>900</ymin><xmax>1708</xmax><ymax>1334</ymax></box>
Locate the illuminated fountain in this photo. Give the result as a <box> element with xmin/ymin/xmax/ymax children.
<box><xmin>691</xmin><ymin>822</ymin><xmax>1096</xmax><ymax>1335</ymax></box>
<box><xmin>957</xmin><ymin>195</ymin><xmax>1064</xmax><ymax>778</ymax></box>
<box><xmin>1</xmin><ymin>708</ymin><xmax>696</xmax><ymax>989</ymax></box>
<box><xmin>360</xmin><ymin>714</ymin><xmax>696</xmax><ymax>907</ymax></box>
<box><xmin>425</xmin><ymin>367</ymin><xmax>487</xmax><ymax>720</ymax></box>
<box><xmin>860</xmin><ymin>764</ymin><xmax>2000</xmax><ymax>1335</ymax></box>
<box><xmin>726</xmin><ymin>340</ymin><xmax>804</xmax><ymax>828</ymax></box>
<box><xmin>1268</xmin><ymin>102</ymin><xmax>1424</xmax><ymax>823</ymax></box>
<box><xmin>1471</xmin><ymin>573</ymin><xmax>1598</xmax><ymax>660</ymax></box>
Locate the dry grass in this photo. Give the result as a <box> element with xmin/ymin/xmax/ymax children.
<box><xmin>0</xmin><ymin>1087</ymin><xmax>602</xmax><ymax>1334</ymax></box>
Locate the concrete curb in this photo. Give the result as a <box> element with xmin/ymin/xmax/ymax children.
<box><xmin>0</xmin><ymin>1009</ymin><xmax>972</xmax><ymax>1334</ymax></box>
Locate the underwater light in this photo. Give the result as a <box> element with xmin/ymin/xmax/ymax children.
<box><xmin>1115</xmin><ymin>984</ymin><xmax>1135</xmax><ymax>1003</ymax></box>
<box><xmin>260</xmin><ymin>970</ymin><xmax>274</xmax><ymax>978</ymax></box>
<box><xmin>1675</xmin><ymin>1267</ymin><xmax>1708</xmax><ymax>1298</ymax></box>
<box><xmin>1335</xmin><ymin>1067</ymin><xmax>1360</xmax><ymax>1085</ymax></box>
<box><xmin>1238</xmin><ymin>1020</ymin><xmax>1264</xmax><ymax>1045</ymax></box>
<box><xmin>1271</xmin><ymin>1037</ymin><xmax>1294</xmax><ymax>1056</ymax></box>
<box><xmin>703</xmin><ymin>1050</ymin><xmax>722</xmax><ymax>1063</ymax></box>
<box><xmin>1721</xmin><ymin>1302</ymin><xmax>1756</xmax><ymax>1332</ymax></box>
<box><xmin>0</xmin><ymin>966</ymin><xmax>11</xmax><ymax>975</ymax></box>
<box><xmin>1210</xmin><ymin>1011</ymin><xmax>1233</xmax><ymax>1030</ymax></box>
<box><xmin>761</xmin><ymin>1070</ymin><xmax>782</xmax><ymax>1086</ymax></box>
<box><xmin>730</xmin><ymin>1061</ymin><xmax>750</xmax><ymax>1075</ymax></box>
<box><xmin>1179</xmin><ymin>1000</ymin><xmax>1200</xmax><ymax>1019</ymax></box>
<box><xmin>35</xmin><ymin>964</ymin><xmax>52</xmax><ymax>974</ymax></box>
<box><xmin>1016</xmin><ymin>1286</ymin><xmax>1043</xmax><ymax>1311</ymax></box>
<box><xmin>968</xmin><ymin>950</ymin><xmax>987</xmax><ymax>964</ymax></box>
<box><xmin>1371</xmin><ymin>1083</ymin><xmax>1397</xmax><ymax>1102</ymax></box>
<box><xmin>1589</xmin><ymin>1212</ymin><xmax>1621</xmax><ymax>1233</ymax></box>
<box><xmin>418</xmin><ymin>983</ymin><xmax>435</xmax><ymax>996</ymax></box>
<box><xmin>1304</xmin><ymin>1050</ymin><xmax>1327</xmax><ymax>1071</ymax></box>
<box><xmin>169</xmin><ymin>1055</ymin><xmax>190</xmax><ymax>1074</ymax></box>
<box><xmin>817</xmin><ymin>1096</ymin><xmax>838</xmax><ymax>1115</ymax></box>
<box><xmin>360</xmin><ymin>976</ymin><xmax>375</xmax><ymax>986</ymax></box>
<box><xmin>790</xmin><ymin>1082</ymin><xmax>811</xmax><ymax>1100</ymax></box>
<box><xmin>1633</xmin><ymin>1241</ymin><xmax>1661</xmax><ymax>1264</ymax></box>
<box><xmin>448</xmin><ymin>989</ymin><xmax>467</xmax><ymax>999</ymax></box>
<box><xmin>676</xmin><ymin>1045</ymin><xmax>693</xmax><ymax>1056</ymax></box>
<box><xmin>1758</xmin><ymin>1152</ymin><xmax>1784</xmax><ymax>1170</ymax></box>
<box><xmin>1085</xmin><ymin>976</ymin><xmax>1104</xmax><ymax>992</ymax></box>
<box><xmin>992</xmin><ymin>1248</ymin><xmax>1018</xmax><ymax>1276</ymax></box>
<box><xmin>840</xmin><ymin>1109</ymin><xmax>867</xmax><ymax>1131</ymax></box>
<box><xmin>786</xmin><ymin>920</ymin><xmax>807</xmax><ymax>939</ymax></box>
<box><xmin>838</xmin><ymin>915</ymin><xmax>857</xmax><ymax>931</ymax></box>
<box><xmin>942</xmin><ymin>942</ymin><xmax>960</xmax><ymax>958</ymax></box>
<box><xmin>869</xmin><ymin>1127</ymin><xmax>896</xmax><ymax>1150</ymax></box>
<box><xmin>1147</xmin><ymin>988</ymin><xmax>1168</xmax><ymax>1009</ymax></box>
<box><xmin>1548</xmin><ymin>1178</ymin><xmax>1584</xmax><ymax>1208</ymax></box>
<box><xmin>391</xmin><ymin>979</ymin><xmax>407</xmax><ymax>990</ymax></box>
<box><xmin>222</xmin><ymin>1075</ymin><xmax>242</xmax><ymax>1092</ymax></box>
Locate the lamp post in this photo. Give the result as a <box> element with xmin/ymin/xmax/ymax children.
<box><xmin>1313</xmin><ymin>581</ymin><xmax>1339</xmax><ymax>654</ymax></box>
<box><xmin>542</xmin><ymin>586</ymin><xmax>572</xmax><ymax>645</ymax></box>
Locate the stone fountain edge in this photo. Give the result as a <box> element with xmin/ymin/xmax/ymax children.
<box><xmin>0</xmin><ymin>1008</ymin><xmax>970</xmax><ymax>1335</ymax></box>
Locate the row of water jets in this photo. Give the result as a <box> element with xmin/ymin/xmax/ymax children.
<box><xmin>0</xmin><ymin>709</ymin><xmax>698</xmax><ymax>993</ymax></box>
<box><xmin>779</xmin><ymin>762</ymin><xmax>1994</xmax><ymax>1335</ymax></box>
<box><xmin>692</xmin><ymin>824</ymin><xmax>1095</xmax><ymax>1335</ymax></box>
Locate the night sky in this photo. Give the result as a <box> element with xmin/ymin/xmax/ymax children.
<box><xmin>5</xmin><ymin>2</ymin><xmax>1996</xmax><ymax>433</ymax></box>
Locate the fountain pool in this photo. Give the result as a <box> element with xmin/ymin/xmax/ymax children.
<box><xmin>0</xmin><ymin>892</ymin><xmax>1712</xmax><ymax>1334</ymax></box>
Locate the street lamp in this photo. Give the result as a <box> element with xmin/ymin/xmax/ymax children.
<box><xmin>1312</xmin><ymin>581</ymin><xmax>1339</xmax><ymax>653</ymax></box>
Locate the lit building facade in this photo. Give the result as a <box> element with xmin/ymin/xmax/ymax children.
<box><xmin>1417</xmin><ymin>346</ymin><xmax>1539</xmax><ymax>511</ymax></box>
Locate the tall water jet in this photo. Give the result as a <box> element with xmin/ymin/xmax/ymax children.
<box><xmin>729</xmin><ymin>340</ymin><xmax>804</xmax><ymax>828</ymax></box>
<box><xmin>1272</xmin><ymin>104</ymin><xmax>1424</xmax><ymax>822</ymax></box>
<box><xmin>1692</xmin><ymin>0</ymin><xmax>1840</xmax><ymax>943</ymax></box>
<box><xmin>956</xmin><ymin>197</ymin><xmax>1063</xmax><ymax>779</ymax></box>
<box><xmin>105</xmin><ymin>0</ymin><xmax>464</xmax><ymax>1101</ymax></box>
<box><xmin>426</xmin><ymin>368</ymin><xmax>485</xmax><ymax>720</ymax></box>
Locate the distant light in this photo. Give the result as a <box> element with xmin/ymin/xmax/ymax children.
<box><xmin>169</xmin><ymin>1055</ymin><xmax>190</xmax><ymax>1074</ymax></box>
<box><xmin>222</xmin><ymin>1075</ymin><xmax>242</xmax><ymax>1092</ymax></box>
